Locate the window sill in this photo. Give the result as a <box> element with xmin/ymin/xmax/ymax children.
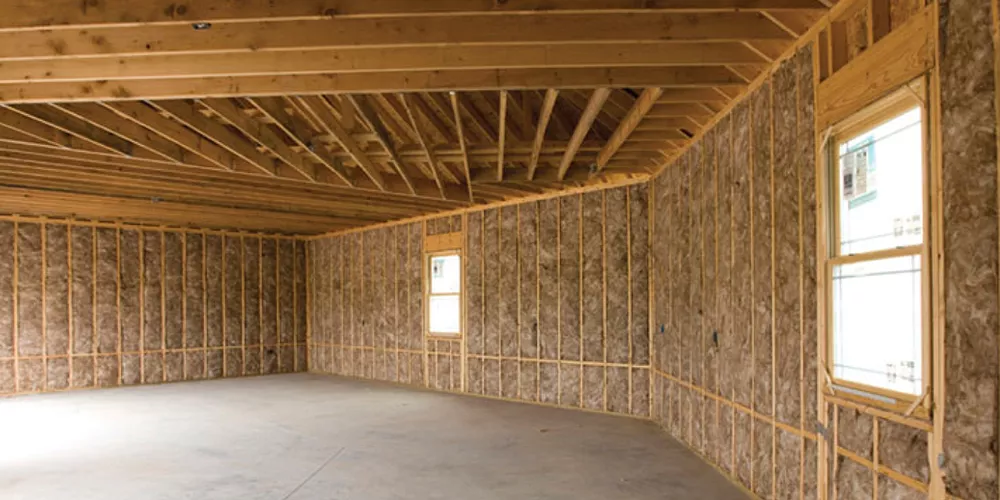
<box><xmin>825</xmin><ymin>391</ymin><xmax>931</xmax><ymax>431</ymax></box>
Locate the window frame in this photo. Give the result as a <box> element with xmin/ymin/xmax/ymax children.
<box><xmin>425</xmin><ymin>248</ymin><xmax>463</xmax><ymax>339</ymax></box>
<box><xmin>822</xmin><ymin>81</ymin><xmax>932</xmax><ymax>417</ymax></box>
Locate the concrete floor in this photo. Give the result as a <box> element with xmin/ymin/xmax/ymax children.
<box><xmin>0</xmin><ymin>374</ymin><xmax>747</xmax><ymax>500</ymax></box>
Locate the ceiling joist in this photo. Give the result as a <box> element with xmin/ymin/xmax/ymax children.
<box><xmin>0</xmin><ymin>0</ymin><xmax>832</xmax><ymax>234</ymax></box>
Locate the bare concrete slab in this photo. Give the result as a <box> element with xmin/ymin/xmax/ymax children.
<box><xmin>0</xmin><ymin>374</ymin><xmax>748</xmax><ymax>500</ymax></box>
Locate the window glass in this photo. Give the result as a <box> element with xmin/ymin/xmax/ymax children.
<box><xmin>832</xmin><ymin>255</ymin><xmax>922</xmax><ymax>395</ymax></box>
<box><xmin>429</xmin><ymin>295</ymin><xmax>461</xmax><ymax>334</ymax></box>
<box><xmin>837</xmin><ymin>107</ymin><xmax>923</xmax><ymax>255</ymax></box>
<box><xmin>430</xmin><ymin>255</ymin><xmax>461</xmax><ymax>294</ymax></box>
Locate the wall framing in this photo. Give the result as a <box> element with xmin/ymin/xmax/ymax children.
<box><xmin>0</xmin><ymin>215</ymin><xmax>308</xmax><ymax>396</ymax></box>
<box><xmin>307</xmin><ymin>184</ymin><xmax>651</xmax><ymax>419</ymax></box>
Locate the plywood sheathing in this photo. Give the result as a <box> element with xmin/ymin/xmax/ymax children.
<box><xmin>939</xmin><ymin>0</ymin><xmax>1000</xmax><ymax>496</ymax></box>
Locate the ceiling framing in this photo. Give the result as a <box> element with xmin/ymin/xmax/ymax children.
<box><xmin>0</xmin><ymin>0</ymin><xmax>830</xmax><ymax>234</ymax></box>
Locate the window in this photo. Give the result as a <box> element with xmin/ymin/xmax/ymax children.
<box><xmin>427</xmin><ymin>251</ymin><xmax>462</xmax><ymax>336</ymax></box>
<box><xmin>825</xmin><ymin>84</ymin><xmax>930</xmax><ymax>406</ymax></box>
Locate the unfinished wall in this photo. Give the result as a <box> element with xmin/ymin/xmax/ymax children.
<box><xmin>308</xmin><ymin>184</ymin><xmax>650</xmax><ymax>417</ymax></box>
<box><xmin>0</xmin><ymin>218</ymin><xmax>308</xmax><ymax>396</ymax></box>
<box><xmin>939</xmin><ymin>0</ymin><xmax>1000</xmax><ymax>497</ymax></box>
<box><xmin>650</xmin><ymin>43</ymin><xmax>931</xmax><ymax>499</ymax></box>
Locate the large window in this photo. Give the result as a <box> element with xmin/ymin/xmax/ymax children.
<box><xmin>826</xmin><ymin>85</ymin><xmax>929</xmax><ymax>406</ymax></box>
<box><xmin>427</xmin><ymin>251</ymin><xmax>462</xmax><ymax>336</ymax></box>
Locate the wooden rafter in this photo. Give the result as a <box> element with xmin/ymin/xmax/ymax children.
<box><xmin>557</xmin><ymin>88</ymin><xmax>612</xmax><ymax>180</ymax></box>
<box><xmin>0</xmin><ymin>106</ymin><xmax>105</xmax><ymax>153</ymax></box>
<box><xmin>497</xmin><ymin>90</ymin><xmax>508</xmax><ymax>182</ymax></box>
<box><xmin>10</xmin><ymin>104</ymin><xmax>141</xmax><ymax>158</ymax></box>
<box><xmin>528</xmin><ymin>89</ymin><xmax>560</xmax><ymax>181</ymax></box>
<box><xmin>293</xmin><ymin>95</ymin><xmax>386</xmax><ymax>190</ymax></box>
<box><xmin>401</xmin><ymin>94</ymin><xmax>448</xmax><ymax>200</ymax></box>
<box><xmin>150</xmin><ymin>100</ymin><xmax>280</xmax><ymax>177</ymax></box>
<box><xmin>450</xmin><ymin>92</ymin><xmax>475</xmax><ymax>203</ymax></box>
<box><xmin>245</xmin><ymin>96</ymin><xmax>354</xmax><ymax>184</ymax></box>
<box><xmin>346</xmin><ymin>94</ymin><xmax>418</xmax><ymax>195</ymax></box>
<box><xmin>199</xmin><ymin>98</ymin><xmax>317</xmax><ymax>181</ymax></box>
<box><xmin>596</xmin><ymin>88</ymin><xmax>664</xmax><ymax>172</ymax></box>
<box><xmin>51</xmin><ymin>103</ymin><xmax>192</xmax><ymax>164</ymax></box>
<box><xmin>101</xmin><ymin>101</ymin><xmax>241</xmax><ymax>171</ymax></box>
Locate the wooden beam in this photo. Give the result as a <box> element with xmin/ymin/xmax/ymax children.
<box><xmin>0</xmin><ymin>0</ymin><xmax>827</xmax><ymax>30</ymax></box>
<box><xmin>0</xmin><ymin>68</ymin><xmax>745</xmax><ymax>104</ymax></box>
<box><xmin>150</xmin><ymin>100</ymin><xmax>281</xmax><ymax>178</ymax></box>
<box><xmin>497</xmin><ymin>90</ymin><xmax>508</xmax><ymax>182</ymax></box>
<box><xmin>346</xmin><ymin>94</ymin><xmax>417</xmax><ymax>195</ymax></box>
<box><xmin>557</xmin><ymin>88</ymin><xmax>611</xmax><ymax>180</ymax></box>
<box><xmin>198</xmin><ymin>98</ymin><xmax>317</xmax><ymax>181</ymax></box>
<box><xmin>292</xmin><ymin>95</ymin><xmax>386</xmax><ymax>190</ymax></box>
<box><xmin>449</xmin><ymin>92</ymin><xmax>475</xmax><ymax>203</ymax></box>
<box><xmin>596</xmin><ymin>87</ymin><xmax>664</xmax><ymax>171</ymax></box>
<box><xmin>528</xmin><ymin>89</ymin><xmax>559</xmax><ymax>181</ymax></box>
<box><xmin>0</xmin><ymin>13</ymin><xmax>792</xmax><ymax>61</ymax></box>
<box><xmin>401</xmin><ymin>94</ymin><xmax>448</xmax><ymax>200</ymax></box>
<box><xmin>563</xmin><ymin>90</ymin><xmax>618</xmax><ymax>138</ymax></box>
<box><xmin>0</xmin><ymin>185</ymin><xmax>357</xmax><ymax>234</ymax></box>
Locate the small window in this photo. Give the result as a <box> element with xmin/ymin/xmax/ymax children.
<box><xmin>826</xmin><ymin>84</ymin><xmax>929</xmax><ymax>404</ymax></box>
<box><xmin>427</xmin><ymin>251</ymin><xmax>462</xmax><ymax>336</ymax></box>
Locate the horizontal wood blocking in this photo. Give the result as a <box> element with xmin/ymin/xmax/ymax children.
<box><xmin>816</xmin><ymin>4</ymin><xmax>934</xmax><ymax>130</ymax></box>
